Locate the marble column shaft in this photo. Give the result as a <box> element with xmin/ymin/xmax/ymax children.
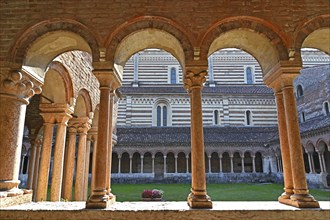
<box><xmin>83</xmin><ymin>135</ymin><xmax>92</xmax><ymax>200</ymax></box>
<box><xmin>50</xmin><ymin>114</ymin><xmax>71</xmax><ymax>201</ymax></box>
<box><xmin>184</xmin><ymin>68</ymin><xmax>212</xmax><ymax>208</ymax></box>
<box><xmin>36</xmin><ymin>115</ymin><xmax>55</xmax><ymax>202</ymax></box>
<box><xmin>62</xmin><ymin>126</ymin><xmax>77</xmax><ymax>201</ymax></box>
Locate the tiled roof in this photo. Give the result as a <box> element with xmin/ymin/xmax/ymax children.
<box><xmin>299</xmin><ymin>115</ymin><xmax>330</xmax><ymax>134</ymax></box>
<box><xmin>118</xmin><ymin>85</ymin><xmax>274</xmax><ymax>95</ymax></box>
<box><xmin>116</xmin><ymin>126</ymin><xmax>279</xmax><ymax>147</ymax></box>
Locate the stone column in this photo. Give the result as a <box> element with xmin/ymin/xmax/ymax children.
<box><xmin>86</xmin><ymin>68</ymin><xmax>121</xmax><ymax>209</ymax></box>
<box><xmin>62</xmin><ymin>124</ymin><xmax>77</xmax><ymax>201</ymax></box>
<box><xmin>186</xmin><ymin>155</ymin><xmax>189</xmax><ymax>173</ymax></box>
<box><xmin>27</xmin><ymin>133</ymin><xmax>38</xmax><ymax>189</ymax></box>
<box><xmin>174</xmin><ymin>155</ymin><xmax>178</xmax><ymax>173</ymax></box>
<box><xmin>230</xmin><ymin>155</ymin><xmax>234</xmax><ymax>173</ymax></box>
<box><xmin>252</xmin><ymin>155</ymin><xmax>256</xmax><ymax>173</ymax></box>
<box><xmin>163</xmin><ymin>155</ymin><xmax>167</xmax><ymax>174</ymax></box>
<box><xmin>75</xmin><ymin>118</ymin><xmax>90</xmax><ymax>201</ymax></box>
<box><xmin>219</xmin><ymin>155</ymin><xmax>222</xmax><ymax>173</ymax></box>
<box><xmin>152</xmin><ymin>156</ymin><xmax>155</xmax><ymax>174</ymax></box>
<box><xmin>83</xmin><ymin>134</ymin><xmax>92</xmax><ymax>200</ymax></box>
<box><xmin>208</xmin><ymin>155</ymin><xmax>212</xmax><ymax>174</ymax></box>
<box><xmin>106</xmin><ymin>91</ymin><xmax>115</xmax><ymax>197</ymax></box>
<box><xmin>36</xmin><ymin>113</ymin><xmax>55</xmax><ymax>202</ymax></box>
<box><xmin>118</xmin><ymin>155</ymin><xmax>121</xmax><ymax>174</ymax></box>
<box><xmin>241</xmin><ymin>155</ymin><xmax>245</xmax><ymax>173</ymax></box>
<box><xmin>32</xmin><ymin>137</ymin><xmax>42</xmax><ymax>200</ymax></box>
<box><xmin>317</xmin><ymin>152</ymin><xmax>325</xmax><ymax>173</ymax></box>
<box><xmin>320</xmin><ymin>153</ymin><xmax>326</xmax><ymax>174</ymax></box>
<box><xmin>0</xmin><ymin>70</ymin><xmax>41</xmax><ymax>200</ymax></box>
<box><xmin>90</xmin><ymin>133</ymin><xmax>98</xmax><ymax>193</ymax></box>
<box><xmin>307</xmin><ymin>153</ymin><xmax>314</xmax><ymax>174</ymax></box>
<box><xmin>129</xmin><ymin>156</ymin><xmax>133</xmax><ymax>174</ymax></box>
<box><xmin>140</xmin><ymin>155</ymin><xmax>144</xmax><ymax>173</ymax></box>
<box><xmin>184</xmin><ymin>68</ymin><xmax>212</xmax><ymax>208</ymax></box>
<box><xmin>266</xmin><ymin>68</ymin><xmax>319</xmax><ymax>208</ymax></box>
<box><xmin>50</xmin><ymin>110</ymin><xmax>72</xmax><ymax>201</ymax></box>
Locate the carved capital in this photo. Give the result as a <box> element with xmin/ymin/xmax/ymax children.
<box><xmin>70</xmin><ymin>117</ymin><xmax>92</xmax><ymax>134</ymax></box>
<box><xmin>39</xmin><ymin>103</ymin><xmax>74</xmax><ymax>125</ymax></box>
<box><xmin>93</xmin><ymin>68</ymin><xmax>122</xmax><ymax>90</ymax></box>
<box><xmin>0</xmin><ymin>69</ymin><xmax>42</xmax><ymax>103</ymax></box>
<box><xmin>183</xmin><ymin>69</ymin><xmax>207</xmax><ymax>91</ymax></box>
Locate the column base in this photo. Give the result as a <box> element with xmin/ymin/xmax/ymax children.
<box><xmin>187</xmin><ymin>192</ymin><xmax>212</xmax><ymax>209</ymax></box>
<box><xmin>279</xmin><ymin>194</ymin><xmax>320</xmax><ymax>208</ymax></box>
<box><xmin>0</xmin><ymin>190</ymin><xmax>32</xmax><ymax>208</ymax></box>
<box><xmin>86</xmin><ymin>192</ymin><xmax>116</xmax><ymax>209</ymax></box>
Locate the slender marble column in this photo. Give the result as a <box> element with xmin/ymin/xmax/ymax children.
<box><xmin>230</xmin><ymin>156</ymin><xmax>234</xmax><ymax>173</ymax></box>
<box><xmin>106</xmin><ymin>91</ymin><xmax>115</xmax><ymax>197</ymax></box>
<box><xmin>219</xmin><ymin>155</ymin><xmax>222</xmax><ymax>173</ymax></box>
<box><xmin>87</xmin><ymin>69</ymin><xmax>121</xmax><ymax>209</ymax></box>
<box><xmin>174</xmin><ymin>155</ymin><xmax>178</xmax><ymax>173</ymax></box>
<box><xmin>27</xmin><ymin>134</ymin><xmax>38</xmax><ymax>189</ymax></box>
<box><xmin>152</xmin><ymin>156</ymin><xmax>155</xmax><ymax>174</ymax></box>
<box><xmin>90</xmin><ymin>134</ymin><xmax>98</xmax><ymax>193</ymax></box>
<box><xmin>320</xmin><ymin>154</ymin><xmax>326</xmax><ymax>174</ymax></box>
<box><xmin>281</xmin><ymin>76</ymin><xmax>318</xmax><ymax>207</ymax></box>
<box><xmin>184</xmin><ymin>68</ymin><xmax>212</xmax><ymax>208</ymax></box>
<box><xmin>140</xmin><ymin>156</ymin><xmax>144</xmax><ymax>173</ymax></box>
<box><xmin>273</xmin><ymin>90</ymin><xmax>294</xmax><ymax>199</ymax></box>
<box><xmin>50</xmin><ymin>113</ymin><xmax>72</xmax><ymax>201</ymax></box>
<box><xmin>252</xmin><ymin>155</ymin><xmax>256</xmax><ymax>173</ymax></box>
<box><xmin>241</xmin><ymin>156</ymin><xmax>245</xmax><ymax>173</ymax></box>
<box><xmin>129</xmin><ymin>156</ymin><xmax>132</xmax><ymax>174</ymax></box>
<box><xmin>36</xmin><ymin>114</ymin><xmax>55</xmax><ymax>202</ymax></box>
<box><xmin>186</xmin><ymin>155</ymin><xmax>189</xmax><ymax>173</ymax></box>
<box><xmin>83</xmin><ymin>135</ymin><xmax>92</xmax><ymax>200</ymax></box>
<box><xmin>317</xmin><ymin>152</ymin><xmax>325</xmax><ymax>173</ymax></box>
<box><xmin>118</xmin><ymin>156</ymin><xmax>121</xmax><ymax>174</ymax></box>
<box><xmin>75</xmin><ymin>120</ymin><xmax>90</xmax><ymax>201</ymax></box>
<box><xmin>208</xmin><ymin>156</ymin><xmax>212</xmax><ymax>174</ymax></box>
<box><xmin>307</xmin><ymin>153</ymin><xmax>314</xmax><ymax>173</ymax></box>
<box><xmin>62</xmin><ymin>126</ymin><xmax>77</xmax><ymax>201</ymax></box>
<box><xmin>32</xmin><ymin>138</ymin><xmax>42</xmax><ymax>200</ymax></box>
<box><xmin>164</xmin><ymin>156</ymin><xmax>167</xmax><ymax>174</ymax></box>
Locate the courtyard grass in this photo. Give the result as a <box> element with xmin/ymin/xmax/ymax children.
<box><xmin>111</xmin><ymin>183</ymin><xmax>330</xmax><ymax>202</ymax></box>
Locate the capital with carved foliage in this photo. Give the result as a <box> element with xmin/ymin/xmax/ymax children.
<box><xmin>183</xmin><ymin>68</ymin><xmax>208</xmax><ymax>92</ymax></box>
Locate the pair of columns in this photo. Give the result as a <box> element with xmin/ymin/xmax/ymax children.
<box><xmin>267</xmin><ymin>65</ymin><xmax>319</xmax><ymax>208</ymax></box>
<box><xmin>306</xmin><ymin>151</ymin><xmax>327</xmax><ymax>174</ymax></box>
<box><xmin>35</xmin><ymin>104</ymin><xmax>73</xmax><ymax>202</ymax></box>
<box><xmin>61</xmin><ymin>117</ymin><xmax>92</xmax><ymax>201</ymax></box>
<box><xmin>86</xmin><ymin>69</ymin><xmax>120</xmax><ymax>208</ymax></box>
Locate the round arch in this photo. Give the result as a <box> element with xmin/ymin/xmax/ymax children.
<box><xmin>74</xmin><ymin>89</ymin><xmax>93</xmax><ymax>118</ymax></box>
<box><xmin>41</xmin><ymin>63</ymin><xmax>73</xmax><ymax>104</ymax></box>
<box><xmin>295</xmin><ymin>15</ymin><xmax>330</xmax><ymax>55</ymax></box>
<box><xmin>200</xmin><ymin>16</ymin><xmax>289</xmax><ymax>75</ymax></box>
<box><xmin>9</xmin><ymin>18</ymin><xmax>100</xmax><ymax>78</ymax></box>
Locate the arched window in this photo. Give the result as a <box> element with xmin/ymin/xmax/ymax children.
<box><xmin>246</xmin><ymin>110</ymin><xmax>252</xmax><ymax>125</ymax></box>
<box><xmin>170</xmin><ymin>67</ymin><xmax>177</xmax><ymax>84</ymax></box>
<box><xmin>246</xmin><ymin>67</ymin><xmax>253</xmax><ymax>84</ymax></box>
<box><xmin>324</xmin><ymin>102</ymin><xmax>330</xmax><ymax>116</ymax></box>
<box><xmin>296</xmin><ymin>85</ymin><xmax>303</xmax><ymax>98</ymax></box>
<box><xmin>214</xmin><ymin>110</ymin><xmax>219</xmax><ymax>125</ymax></box>
<box><xmin>301</xmin><ymin>112</ymin><xmax>306</xmax><ymax>122</ymax></box>
<box><xmin>155</xmin><ymin>102</ymin><xmax>170</xmax><ymax>127</ymax></box>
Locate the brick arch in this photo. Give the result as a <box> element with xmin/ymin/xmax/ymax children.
<box><xmin>294</xmin><ymin>14</ymin><xmax>330</xmax><ymax>55</ymax></box>
<box><xmin>199</xmin><ymin>16</ymin><xmax>289</xmax><ymax>74</ymax></box>
<box><xmin>75</xmin><ymin>88</ymin><xmax>93</xmax><ymax>118</ymax></box>
<box><xmin>47</xmin><ymin>61</ymin><xmax>74</xmax><ymax>105</ymax></box>
<box><xmin>9</xmin><ymin>18</ymin><xmax>101</xmax><ymax>72</ymax></box>
<box><xmin>105</xmin><ymin>16</ymin><xmax>194</xmax><ymax>68</ymax></box>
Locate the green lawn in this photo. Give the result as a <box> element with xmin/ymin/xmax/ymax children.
<box><xmin>111</xmin><ymin>183</ymin><xmax>330</xmax><ymax>202</ymax></box>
